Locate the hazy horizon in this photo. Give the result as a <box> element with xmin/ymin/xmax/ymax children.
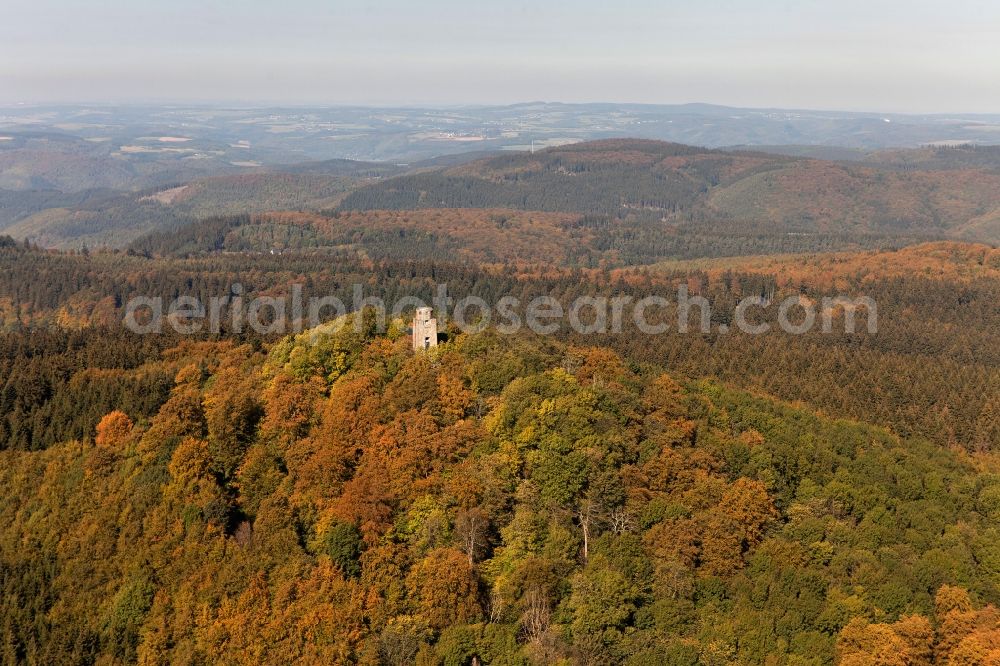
<box><xmin>3</xmin><ymin>0</ymin><xmax>1000</xmax><ymax>114</ymax></box>
<box><xmin>3</xmin><ymin>99</ymin><xmax>1000</xmax><ymax>118</ymax></box>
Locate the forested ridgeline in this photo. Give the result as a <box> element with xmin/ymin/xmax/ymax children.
<box><xmin>0</xmin><ymin>241</ymin><xmax>997</xmax><ymax>453</ymax></box>
<box><xmin>126</xmin><ymin>209</ymin><xmax>938</xmax><ymax>266</ymax></box>
<box><xmin>3</xmin><ymin>323</ymin><xmax>1000</xmax><ymax>663</ymax></box>
<box><xmin>334</xmin><ymin>140</ymin><xmax>1000</xmax><ymax>245</ymax></box>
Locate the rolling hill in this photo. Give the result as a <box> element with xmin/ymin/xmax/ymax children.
<box><xmin>5</xmin><ymin>138</ymin><xmax>1000</xmax><ymax>254</ymax></box>
<box><xmin>339</xmin><ymin>139</ymin><xmax>1000</xmax><ymax>245</ymax></box>
<box><xmin>0</xmin><ymin>172</ymin><xmax>385</xmax><ymax>249</ymax></box>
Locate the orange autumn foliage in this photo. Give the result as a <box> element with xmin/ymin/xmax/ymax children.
<box><xmin>94</xmin><ymin>410</ymin><xmax>133</xmax><ymax>448</ymax></box>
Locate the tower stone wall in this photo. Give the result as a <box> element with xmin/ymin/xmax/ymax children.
<box><xmin>412</xmin><ymin>307</ymin><xmax>438</xmax><ymax>351</ymax></box>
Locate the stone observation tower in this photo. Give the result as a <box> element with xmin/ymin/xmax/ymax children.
<box><xmin>412</xmin><ymin>307</ymin><xmax>438</xmax><ymax>351</ymax></box>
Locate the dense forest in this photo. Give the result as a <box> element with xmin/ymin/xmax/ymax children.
<box><xmin>3</xmin><ymin>318</ymin><xmax>1000</xmax><ymax>664</ymax></box>
<box><xmin>127</xmin><ymin>209</ymin><xmax>939</xmax><ymax>268</ymax></box>
<box><xmin>1</xmin><ymin>240</ymin><xmax>996</xmax><ymax>454</ymax></box>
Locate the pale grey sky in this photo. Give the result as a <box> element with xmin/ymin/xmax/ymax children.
<box><xmin>2</xmin><ymin>0</ymin><xmax>998</xmax><ymax>112</ymax></box>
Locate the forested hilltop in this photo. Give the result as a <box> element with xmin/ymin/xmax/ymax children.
<box><xmin>4</xmin><ymin>319</ymin><xmax>1000</xmax><ymax>664</ymax></box>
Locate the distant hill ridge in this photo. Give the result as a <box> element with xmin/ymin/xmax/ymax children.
<box><xmin>337</xmin><ymin>138</ymin><xmax>1000</xmax><ymax>245</ymax></box>
<box><xmin>7</xmin><ymin>138</ymin><xmax>1000</xmax><ymax>250</ymax></box>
